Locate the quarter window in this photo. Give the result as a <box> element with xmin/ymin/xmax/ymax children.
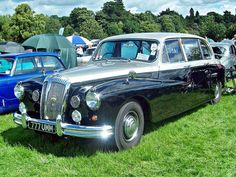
<box><xmin>182</xmin><ymin>38</ymin><xmax>202</xmax><ymax>61</ymax></box>
<box><xmin>164</xmin><ymin>40</ymin><xmax>185</xmax><ymax>63</ymax></box>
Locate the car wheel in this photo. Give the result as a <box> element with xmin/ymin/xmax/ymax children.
<box><xmin>114</xmin><ymin>101</ymin><xmax>144</xmax><ymax>150</ymax></box>
<box><xmin>211</xmin><ymin>82</ymin><xmax>222</xmax><ymax>104</ymax></box>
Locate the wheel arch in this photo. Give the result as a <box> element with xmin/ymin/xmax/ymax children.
<box><xmin>129</xmin><ymin>95</ymin><xmax>152</xmax><ymax>123</ymax></box>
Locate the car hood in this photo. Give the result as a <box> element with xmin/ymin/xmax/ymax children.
<box><xmin>58</xmin><ymin>61</ymin><xmax>156</xmax><ymax>83</ymax></box>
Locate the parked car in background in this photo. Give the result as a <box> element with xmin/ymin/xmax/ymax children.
<box><xmin>90</xmin><ymin>39</ymin><xmax>101</xmax><ymax>47</ymax></box>
<box><xmin>13</xmin><ymin>33</ymin><xmax>224</xmax><ymax>150</ymax></box>
<box><xmin>211</xmin><ymin>42</ymin><xmax>236</xmax><ymax>70</ymax></box>
<box><xmin>77</xmin><ymin>47</ymin><xmax>96</xmax><ymax>65</ymax></box>
<box><xmin>0</xmin><ymin>52</ymin><xmax>65</xmax><ymax>114</ymax></box>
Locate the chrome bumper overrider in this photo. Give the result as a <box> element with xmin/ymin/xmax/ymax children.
<box><xmin>13</xmin><ymin>112</ymin><xmax>113</xmax><ymax>138</ymax></box>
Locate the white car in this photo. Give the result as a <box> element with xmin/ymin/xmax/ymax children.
<box><xmin>77</xmin><ymin>47</ymin><xmax>96</xmax><ymax>65</ymax></box>
<box><xmin>211</xmin><ymin>42</ymin><xmax>236</xmax><ymax>70</ymax></box>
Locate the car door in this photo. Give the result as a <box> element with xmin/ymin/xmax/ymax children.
<box><xmin>155</xmin><ymin>38</ymin><xmax>194</xmax><ymax>120</ymax></box>
<box><xmin>7</xmin><ymin>56</ymin><xmax>42</xmax><ymax>109</ymax></box>
<box><xmin>182</xmin><ymin>38</ymin><xmax>212</xmax><ymax>103</ymax></box>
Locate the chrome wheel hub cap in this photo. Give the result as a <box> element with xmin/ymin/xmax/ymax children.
<box><xmin>123</xmin><ymin>111</ymin><xmax>139</xmax><ymax>142</ymax></box>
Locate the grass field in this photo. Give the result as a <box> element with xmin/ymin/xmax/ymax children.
<box><xmin>0</xmin><ymin>94</ymin><xmax>235</xmax><ymax>176</ymax></box>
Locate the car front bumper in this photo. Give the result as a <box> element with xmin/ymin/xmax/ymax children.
<box><xmin>13</xmin><ymin>112</ymin><xmax>113</xmax><ymax>139</ymax></box>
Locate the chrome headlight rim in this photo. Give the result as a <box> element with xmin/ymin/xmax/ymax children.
<box><xmin>14</xmin><ymin>84</ymin><xmax>24</xmax><ymax>99</ymax></box>
<box><xmin>86</xmin><ymin>91</ymin><xmax>101</xmax><ymax>111</ymax></box>
<box><xmin>70</xmin><ymin>95</ymin><xmax>81</xmax><ymax>109</ymax></box>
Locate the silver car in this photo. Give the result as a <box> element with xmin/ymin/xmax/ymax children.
<box><xmin>211</xmin><ymin>42</ymin><xmax>236</xmax><ymax>69</ymax></box>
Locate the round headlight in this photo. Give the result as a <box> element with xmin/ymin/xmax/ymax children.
<box><xmin>19</xmin><ymin>102</ymin><xmax>26</xmax><ymax>114</ymax></box>
<box><xmin>32</xmin><ymin>90</ymin><xmax>40</xmax><ymax>102</ymax></box>
<box><xmin>70</xmin><ymin>96</ymin><xmax>80</xmax><ymax>108</ymax></box>
<box><xmin>86</xmin><ymin>91</ymin><xmax>101</xmax><ymax>111</ymax></box>
<box><xmin>14</xmin><ymin>84</ymin><xmax>24</xmax><ymax>99</ymax></box>
<box><xmin>72</xmin><ymin>110</ymin><xmax>82</xmax><ymax>123</ymax></box>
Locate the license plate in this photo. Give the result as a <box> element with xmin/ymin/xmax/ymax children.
<box><xmin>28</xmin><ymin>122</ymin><xmax>55</xmax><ymax>134</ymax></box>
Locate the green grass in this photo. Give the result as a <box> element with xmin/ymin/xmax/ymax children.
<box><xmin>0</xmin><ymin>94</ymin><xmax>236</xmax><ymax>177</ymax></box>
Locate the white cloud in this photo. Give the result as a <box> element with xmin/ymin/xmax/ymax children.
<box><xmin>0</xmin><ymin>0</ymin><xmax>235</xmax><ymax>17</ymax></box>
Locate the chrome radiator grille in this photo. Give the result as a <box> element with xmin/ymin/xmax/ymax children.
<box><xmin>40</xmin><ymin>76</ymin><xmax>70</xmax><ymax>120</ymax></box>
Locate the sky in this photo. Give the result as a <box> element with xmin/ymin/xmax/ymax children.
<box><xmin>0</xmin><ymin>0</ymin><xmax>235</xmax><ymax>17</ymax></box>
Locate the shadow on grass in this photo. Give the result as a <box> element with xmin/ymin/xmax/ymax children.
<box><xmin>1</xmin><ymin>127</ymin><xmax>116</xmax><ymax>157</ymax></box>
<box><xmin>1</xmin><ymin>104</ymin><xmax>207</xmax><ymax>156</ymax></box>
<box><xmin>144</xmin><ymin>104</ymin><xmax>207</xmax><ymax>134</ymax></box>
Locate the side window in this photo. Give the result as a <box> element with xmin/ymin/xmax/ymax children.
<box><xmin>15</xmin><ymin>57</ymin><xmax>37</xmax><ymax>75</ymax></box>
<box><xmin>200</xmin><ymin>40</ymin><xmax>212</xmax><ymax>59</ymax></box>
<box><xmin>41</xmin><ymin>56</ymin><xmax>63</xmax><ymax>71</ymax></box>
<box><xmin>182</xmin><ymin>38</ymin><xmax>202</xmax><ymax>61</ymax></box>
<box><xmin>164</xmin><ymin>40</ymin><xmax>185</xmax><ymax>63</ymax></box>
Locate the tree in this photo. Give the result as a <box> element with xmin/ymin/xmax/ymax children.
<box><xmin>200</xmin><ymin>16</ymin><xmax>226</xmax><ymax>41</ymax></box>
<box><xmin>9</xmin><ymin>4</ymin><xmax>46</xmax><ymax>42</ymax></box>
<box><xmin>223</xmin><ymin>10</ymin><xmax>235</xmax><ymax>24</ymax></box>
<box><xmin>79</xmin><ymin>19</ymin><xmax>107</xmax><ymax>39</ymax></box>
<box><xmin>63</xmin><ymin>25</ymin><xmax>75</xmax><ymax>36</ymax></box>
<box><xmin>226</xmin><ymin>24</ymin><xmax>236</xmax><ymax>39</ymax></box>
<box><xmin>69</xmin><ymin>7</ymin><xmax>94</xmax><ymax>31</ymax></box>
<box><xmin>207</xmin><ymin>12</ymin><xmax>223</xmax><ymax>23</ymax></box>
<box><xmin>0</xmin><ymin>15</ymin><xmax>11</xmax><ymax>41</ymax></box>
<box><xmin>45</xmin><ymin>15</ymin><xmax>62</xmax><ymax>33</ymax></box>
<box><xmin>106</xmin><ymin>22</ymin><xmax>123</xmax><ymax>36</ymax></box>
<box><xmin>159</xmin><ymin>15</ymin><xmax>176</xmax><ymax>32</ymax></box>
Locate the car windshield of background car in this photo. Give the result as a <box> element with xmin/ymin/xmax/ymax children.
<box><xmin>94</xmin><ymin>40</ymin><xmax>159</xmax><ymax>62</ymax></box>
<box><xmin>0</xmin><ymin>58</ymin><xmax>14</xmax><ymax>74</ymax></box>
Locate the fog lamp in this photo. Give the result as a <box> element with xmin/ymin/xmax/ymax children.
<box><xmin>72</xmin><ymin>110</ymin><xmax>82</xmax><ymax>123</ymax></box>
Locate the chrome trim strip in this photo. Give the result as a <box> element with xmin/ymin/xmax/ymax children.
<box><xmin>13</xmin><ymin>112</ymin><xmax>113</xmax><ymax>139</ymax></box>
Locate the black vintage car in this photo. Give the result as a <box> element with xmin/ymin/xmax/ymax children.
<box><xmin>13</xmin><ymin>33</ymin><xmax>225</xmax><ymax>150</ymax></box>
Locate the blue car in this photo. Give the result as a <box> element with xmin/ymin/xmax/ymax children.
<box><xmin>0</xmin><ymin>52</ymin><xmax>65</xmax><ymax>114</ymax></box>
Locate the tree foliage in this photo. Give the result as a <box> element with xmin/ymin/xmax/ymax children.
<box><xmin>0</xmin><ymin>1</ymin><xmax>235</xmax><ymax>43</ymax></box>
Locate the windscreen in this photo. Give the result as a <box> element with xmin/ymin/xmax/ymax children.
<box><xmin>94</xmin><ymin>40</ymin><xmax>159</xmax><ymax>62</ymax></box>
